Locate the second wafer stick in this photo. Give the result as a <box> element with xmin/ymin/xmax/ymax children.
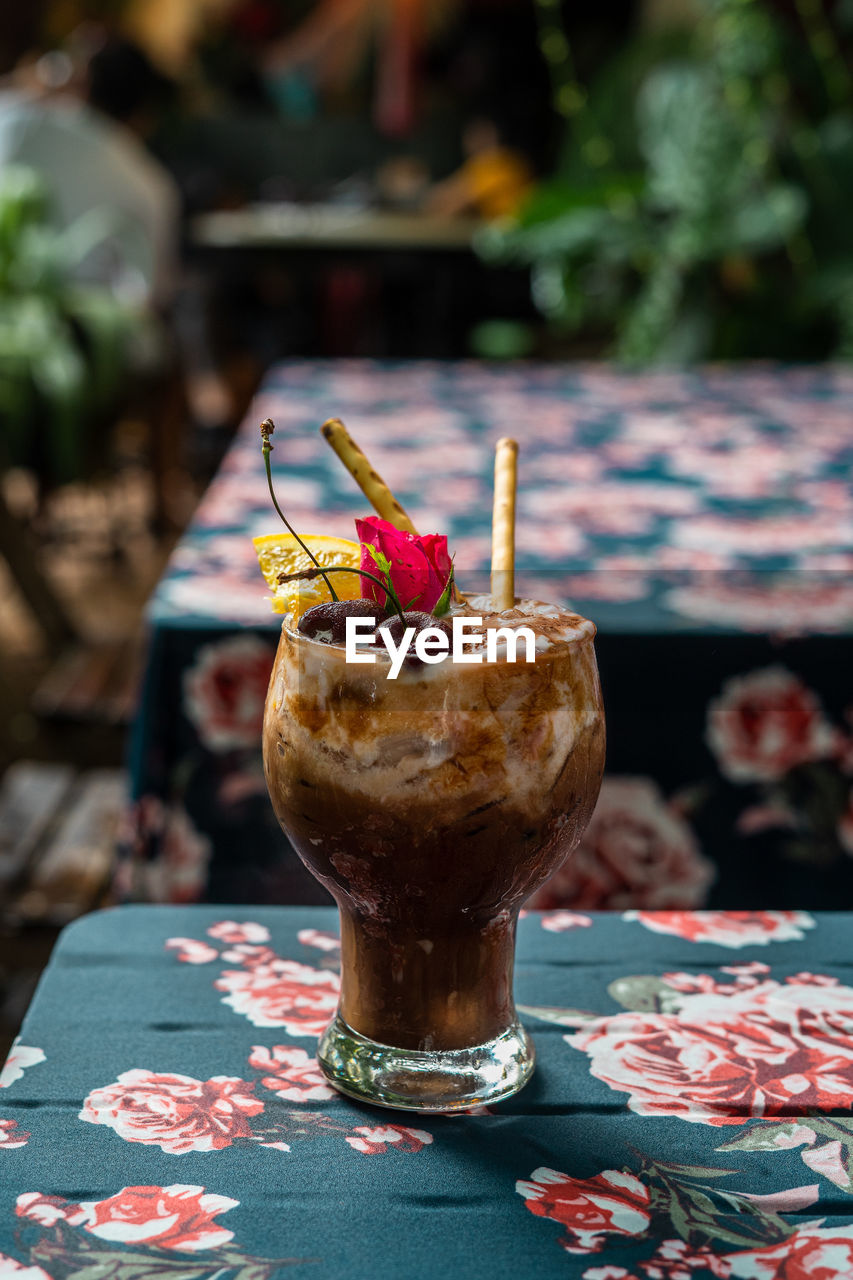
<box><xmin>321</xmin><ymin>418</ymin><xmax>418</xmax><ymax>535</ymax></box>
<box><xmin>491</xmin><ymin>437</ymin><xmax>518</xmax><ymax>611</ymax></box>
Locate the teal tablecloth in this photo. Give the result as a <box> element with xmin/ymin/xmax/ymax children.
<box><xmin>122</xmin><ymin>361</ymin><xmax>853</xmax><ymax>912</ymax></box>
<box><xmin>3</xmin><ymin>906</ymin><xmax>853</xmax><ymax>1278</ymax></box>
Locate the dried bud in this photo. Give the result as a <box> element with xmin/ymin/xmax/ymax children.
<box><xmin>260</xmin><ymin>418</ymin><xmax>275</xmax><ymax>450</ymax></box>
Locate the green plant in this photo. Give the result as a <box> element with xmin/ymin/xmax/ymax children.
<box><xmin>0</xmin><ymin>166</ymin><xmax>139</xmax><ymax>483</ymax></box>
<box><xmin>478</xmin><ymin>0</ymin><xmax>853</xmax><ymax>362</ymax></box>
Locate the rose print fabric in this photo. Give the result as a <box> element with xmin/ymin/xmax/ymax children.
<box><xmin>122</xmin><ymin>361</ymin><xmax>853</xmax><ymax>908</ymax></box>
<box><xmin>564</xmin><ymin>964</ymin><xmax>853</xmax><ymax>1125</ymax></box>
<box><xmin>3</xmin><ymin>906</ymin><xmax>853</xmax><ymax>1278</ymax></box>
<box><xmin>16</xmin><ymin>1185</ymin><xmax>240</xmax><ymax>1251</ymax></box>
<box><xmin>79</xmin><ymin>1071</ymin><xmax>266</xmax><ymax>1152</ymax></box>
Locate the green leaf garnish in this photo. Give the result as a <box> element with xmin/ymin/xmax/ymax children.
<box><xmin>362</xmin><ymin>542</ymin><xmax>398</xmax><ymax>615</ymax></box>
<box><xmin>433</xmin><ymin>564</ymin><xmax>455</xmax><ymax>616</ymax></box>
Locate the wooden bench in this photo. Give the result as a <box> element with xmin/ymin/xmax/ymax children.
<box><xmin>32</xmin><ymin>637</ymin><xmax>144</xmax><ymax>725</ymax></box>
<box><xmin>0</xmin><ymin>760</ymin><xmax>127</xmax><ymax>1056</ymax></box>
<box><xmin>0</xmin><ymin>761</ymin><xmax>126</xmax><ymax>925</ymax></box>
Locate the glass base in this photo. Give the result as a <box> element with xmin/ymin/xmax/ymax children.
<box><xmin>316</xmin><ymin>1013</ymin><xmax>535</xmax><ymax>1112</ymax></box>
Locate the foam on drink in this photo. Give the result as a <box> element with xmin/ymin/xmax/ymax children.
<box><xmin>263</xmin><ymin>596</ymin><xmax>605</xmax><ymax>1052</ymax></box>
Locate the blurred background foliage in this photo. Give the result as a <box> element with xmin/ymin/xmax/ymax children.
<box><xmin>0</xmin><ymin>167</ymin><xmax>138</xmax><ymax>484</ymax></box>
<box><xmin>479</xmin><ymin>0</ymin><xmax>853</xmax><ymax>362</ymax></box>
<box><xmin>2</xmin><ymin>0</ymin><xmax>852</xmax><ymax>411</ymax></box>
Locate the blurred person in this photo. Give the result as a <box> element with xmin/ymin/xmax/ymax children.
<box><xmin>0</xmin><ymin>32</ymin><xmax>240</xmax><ymax>441</ymax></box>
<box><xmin>0</xmin><ymin>33</ymin><xmax>179</xmax><ymax>308</ymax></box>
<box><xmin>426</xmin><ymin>116</ymin><xmax>534</xmax><ymax>220</ymax></box>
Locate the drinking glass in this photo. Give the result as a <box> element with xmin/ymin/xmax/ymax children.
<box><xmin>263</xmin><ymin>607</ymin><xmax>605</xmax><ymax>1111</ymax></box>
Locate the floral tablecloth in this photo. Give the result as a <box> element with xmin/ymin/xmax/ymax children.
<box><xmin>122</xmin><ymin>361</ymin><xmax>853</xmax><ymax>909</ymax></box>
<box><xmin>3</xmin><ymin>906</ymin><xmax>853</xmax><ymax>1279</ymax></box>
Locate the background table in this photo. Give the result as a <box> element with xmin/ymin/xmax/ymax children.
<box><xmin>192</xmin><ymin>205</ymin><xmax>482</xmax><ymax>251</ymax></box>
<box><xmin>188</xmin><ymin>213</ymin><xmax>528</xmax><ymax>360</ymax></box>
<box><xmin>123</xmin><ymin>361</ymin><xmax>853</xmax><ymax>909</ymax></box>
<box><xmin>2</xmin><ymin>906</ymin><xmax>853</xmax><ymax>1279</ymax></box>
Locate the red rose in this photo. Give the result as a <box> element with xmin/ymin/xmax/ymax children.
<box><xmin>219</xmin><ymin>943</ymin><xmax>278</xmax><ymax>967</ymax></box>
<box><xmin>529</xmin><ymin>779</ymin><xmax>714</xmax><ymax>911</ymax></box>
<box><xmin>643</xmin><ymin>1238</ymin><xmax>731</xmax><ymax>1279</ymax></box>
<box><xmin>0</xmin><ymin>1041</ymin><xmax>45</xmax><ymax>1090</ymax></box>
<box><xmin>800</xmin><ymin>1139</ymin><xmax>851</xmax><ymax>1189</ymax></box>
<box><xmin>722</xmin><ymin>1223</ymin><xmax>853</xmax><ymax>1280</ymax></box>
<box><xmin>77</xmin><ymin>1185</ymin><xmax>239</xmax><ymax>1252</ymax></box>
<box><xmin>582</xmin><ymin>1268</ymin><xmax>642</xmax><ymax>1280</ymax></box>
<box><xmin>567</xmin><ymin>973</ymin><xmax>853</xmax><ymax>1126</ymax></box>
<box><xmin>624</xmin><ymin>910</ymin><xmax>816</xmax><ymax>949</ymax></box>
<box><xmin>165</xmin><ymin>938</ymin><xmax>218</xmax><ymax>965</ymax></box>
<box><xmin>540</xmin><ymin>912</ymin><xmax>593</xmax><ymax>933</ymax></box>
<box><xmin>0</xmin><ymin>1119</ymin><xmax>29</xmax><ymax>1148</ymax></box>
<box><xmin>183</xmin><ymin>636</ymin><xmax>274</xmax><ymax>752</ymax></box>
<box><xmin>660</xmin><ymin>962</ymin><xmax>770</xmax><ymax>997</ymax></box>
<box><xmin>297</xmin><ymin>928</ymin><xmax>340</xmax><ymax>953</ymax></box>
<box><xmin>248</xmin><ymin>1045</ymin><xmax>334</xmax><ymax>1101</ymax></box>
<box><xmin>207</xmin><ymin>921</ymin><xmax>271</xmax><ymax>945</ymax></box>
<box><xmin>16</xmin><ymin>1193</ymin><xmax>88</xmax><ymax>1228</ymax></box>
<box><xmin>119</xmin><ymin>799</ymin><xmax>211</xmax><ymax>905</ymax></box>
<box><xmin>516</xmin><ymin>1167</ymin><xmax>651</xmax><ymax>1254</ymax></box>
<box><xmin>215</xmin><ymin>959</ymin><xmax>340</xmax><ymax>1035</ymax></box>
<box><xmin>79</xmin><ymin>1070</ymin><xmax>264</xmax><ymax>1153</ymax></box>
<box><xmin>157</xmin><ymin>808</ymin><xmax>211</xmax><ymax>904</ymax></box>
<box><xmin>344</xmin><ymin>1125</ymin><xmax>433</xmax><ymax>1155</ymax></box>
<box><xmin>355</xmin><ymin>516</ymin><xmax>451</xmax><ymax>613</ymax></box>
<box><xmin>706</xmin><ymin>667</ymin><xmax>837</xmax><ymax>783</ymax></box>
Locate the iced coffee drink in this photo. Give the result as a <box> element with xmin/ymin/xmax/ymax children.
<box><xmin>262</xmin><ymin>596</ymin><xmax>604</xmax><ymax>1109</ymax></box>
<box><xmin>255</xmin><ymin>417</ymin><xmax>605</xmax><ymax>1110</ymax></box>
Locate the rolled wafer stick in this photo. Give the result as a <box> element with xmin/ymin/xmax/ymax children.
<box><xmin>491</xmin><ymin>437</ymin><xmax>518</xmax><ymax>611</ymax></box>
<box><xmin>321</xmin><ymin>415</ymin><xmax>460</xmax><ymax>604</ymax></box>
<box><xmin>321</xmin><ymin>417</ymin><xmax>419</xmax><ymax>535</ymax></box>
